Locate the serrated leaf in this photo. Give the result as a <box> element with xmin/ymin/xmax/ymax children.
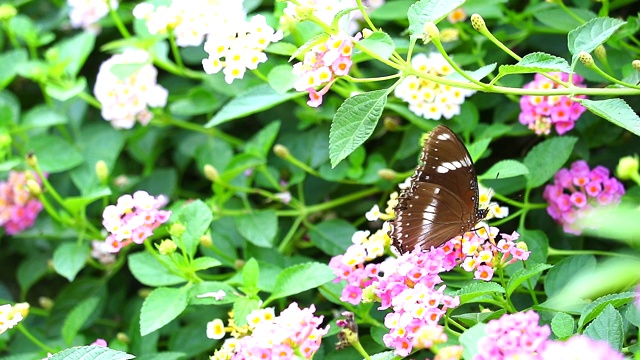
<box><xmin>268</xmin><ymin>262</ymin><xmax>335</xmax><ymax>302</ymax></box>
<box><xmin>523</xmin><ymin>136</ymin><xmax>577</xmax><ymax>188</ymax></box>
<box><xmin>329</xmin><ymin>90</ymin><xmax>387</xmax><ymax>167</ymax></box>
<box><xmin>544</xmin><ymin>255</ymin><xmax>596</xmax><ymax>297</ymax></box>
<box><xmin>625</xmin><ymin>303</ymin><xmax>640</xmax><ymax>327</ymax></box>
<box><xmin>49</xmin><ymin>346</ymin><xmax>135</xmax><ymax>360</ymax></box>
<box><xmin>235</xmin><ymin>209</ymin><xmax>278</xmax><ymax>248</ymax></box>
<box><xmin>358</xmin><ymin>31</ymin><xmax>395</xmax><ymax>60</ymax></box>
<box><xmin>583</xmin><ymin>304</ymin><xmax>623</xmax><ymax>350</ymax></box>
<box><xmin>308</xmin><ymin>218</ymin><xmax>355</xmax><ymax>256</ymax></box>
<box><xmin>128</xmin><ymin>252</ymin><xmax>185</xmax><ymax>287</ymax></box>
<box><xmin>407</xmin><ymin>0</ymin><xmax>465</xmax><ymax>38</ymax></box>
<box><xmin>177</xmin><ymin>199</ymin><xmax>213</xmax><ymax>256</ymax></box>
<box><xmin>233</xmin><ymin>297</ymin><xmax>262</xmax><ymax>327</ymax></box>
<box><xmin>506</xmin><ymin>263</ymin><xmax>552</xmax><ymax>297</ymax></box>
<box><xmin>206</xmin><ymin>84</ymin><xmax>302</xmax><ymax>126</ymax></box>
<box><xmin>446</xmin><ymin>63</ymin><xmax>496</xmax><ymax>83</ymax></box>
<box><xmin>455</xmin><ymin>282</ymin><xmax>505</xmax><ymax>303</ymax></box>
<box><xmin>242</xmin><ymin>258</ymin><xmax>260</xmax><ymax>293</ymax></box>
<box><xmin>53</xmin><ymin>243</ymin><xmax>89</xmax><ymax>282</ymax></box>
<box><xmin>568</xmin><ymin>17</ymin><xmax>626</xmax><ymax>55</ymax></box>
<box><xmin>496</xmin><ymin>52</ymin><xmax>571</xmax><ymax>81</ymax></box>
<box><xmin>479</xmin><ymin>159</ymin><xmax>529</xmax><ymax>180</ymax></box>
<box><xmin>580</xmin><ymin>98</ymin><xmax>640</xmax><ymax>137</ymax></box>
<box><xmin>453</xmin><ymin>309</ymin><xmax>507</xmax><ymax>327</ymax></box>
<box><xmin>578</xmin><ymin>292</ymin><xmax>635</xmax><ymax>329</ymax></box>
<box><xmin>140</xmin><ymin>287</ymin><xmax>188</xmax><ymax>336</ymax></box>
<box><xmin>460</xmin><ymin>323</ymin><xmax>487</xmax><ymax>360</ymax></box>
<box><xmin>62</xmin><ymin>296</ymin><xmax>100</xmax><ymax>345</ymax></box>
<box><xmin>550</xmin><ymin>312</ymin><xmax>575</xmax><ymax>339</ymax></box>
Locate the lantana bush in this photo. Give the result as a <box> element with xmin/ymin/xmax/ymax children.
<box><xmin>2</xmin><ymin>0</ymin><xmax>640</xmax><ymax>359</ymax></box>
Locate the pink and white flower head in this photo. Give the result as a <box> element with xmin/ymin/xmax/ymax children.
<box><xmin>519</xmin><ymin>72</ymin><xmax>587</xmax><ymax>135</ymax></box>
<box><xmin>94</xmin><ymin>49</ymin><xmax>168</xmax><ymax>129</ymax></box>
<box><xmin>211</xmin><ymin>303</ymin><xmax>328</xmax><ymax>359</ymax></box>
<box><xmin>0</xmin><ymin>171</ymin><xmax>44</xmax><ymax>235</ymax></box>
<box><xmin>102</xmin><ymin>191</ymin><xmax>171</xmax><ymax>253</ymax></box>
<box><xmin>67</xmin><ymin>0</ymin><xmax>118</xmax><ymax>33</ymax></box>
<box><xmin>394</xmin><ymin>53</ymin><xmax>475</xmax><ymax>120</ymax></box>
<box><xmin>541</xmin><ymin>334</ymin><xmax>624</xmax><ymax>360</ymax></box>
<box><xmin>544</xmin><ymin>160</ymin><xmax>625</xmax><ymax>234</ymax></box>
<box><xmin>133</xmin><ymin>1</ymin><xmax>246</xmax><ymax>47</ymax></box>
<box><xmin>292</xmin><ymin>32</ymin><xmax>361</xmax><ymax>107</ymax></box>
<box><xmin>474</xmin><ymin>310</ymin><xmax>550</xmax><ymax>360</ymax></box>
<box><xmin>202</xmin><ymin>14</ymin><xmax>283</xmax><ymax>84</ymax></box>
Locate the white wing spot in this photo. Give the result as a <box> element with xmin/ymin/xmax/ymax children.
<box><xmin>436</xmin><ymin>165</ymin><xmax>449</xmax><ymax>173</ymax></box>
<box><xmin>437</xmin><ymin>133</ymin><xmax>451</xmax><ymax>141</ymax></box>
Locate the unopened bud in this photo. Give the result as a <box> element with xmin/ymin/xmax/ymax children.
<box><xmin>0</xmin><ymin>133</ymin><xmax>10</xmax><ymax>147</ymax></box>
<box><xmin>114</xmin><ymin>175</ymin><xmax>130</xmax><ymax>188</ymax></box>
<box><xmin>157</xmin><ymin>239</ymin><xmax>177</xmax><ymax>255</ymax></box>
<box><xmin>273</xmin><ymin>144</ymin><xmax>290</xmax><ymax>158</ymax></box>
<box><xmin>0</xmin><ymin>4</ymin><xmax>17</xmax><ymax>20</ymax></box>
<box><xmin>594</xmin><ymin>45</ymin><xmax>606</xmax><ymax>61</ymax></box>
<box><xmin>116</xmin><ymin>332</ymin><xmax>130</xmax><ymax>344</ymax></box>
<box><xmin>440</xmin><ymin>28</ymin><xmax>460</xmax><ymax>43</ymax></box>
<box><xmin>39</xmin><ymin>297</ymin><xmax>54</xmax><ymax>311</ymax></box>
<box><xmin>138</xmin><ymin>288</ymin><xmax>152</xmax><ymax>298</ymax></box>
<box><xmin>378</xmin><ymin>168</ymin><xmax>398</xmax><ymax>181</ymax></box>
<box><xmin>578</xmin><ymin>51</ymin><xmax>594</xmax><ymax>67</ymax></box>
<box><xmin>361</xmin><ymin>285</ymin><xmax>377</xmax><ymax>303</ymax></box>
<box><xmin>423</xmin><ymin>22</ymin><xmax>440</xmax><ymax>42</ymax></box>
<box><xmin>470</xmin><ymin>14</ymin><xmax>486</xmax><ymax>32</ymax></box>
<box><xmin>203</xmin><ymin>164</ymin><xmax>219</xmax><ymax>182</ymax></box>
<box><xmin>632</xmin><ymin>60</ymin><xmax>640</xmax><ymax>71</ymax></box>
<box><xmin>200</xmin><ymin>234</ymin><xmax>213</xmax><ymax>247</ymax></box>
<box><xmin>362</xmin><ymin>29</ymin><xmax>373</xmax><ymax>39</ymax></box>
<box><xmin>234</xmin><ymin>258</ymin><xmax>245</xmax><ymax>270</ymax></box>
<box><xmin>95</xmin><ymin>160</ymin><xmax>109</xmax><ymax>182</ymax></box>
<box><xmin>170</xmin><ymin>223</ymin><xmax>186</xmax><ymax>238</ymax></box>
<box><xmin>26</xmin><ymin>152</ymin><xmax>38</xmax><ymax>167</ymax></box>
<box><xmin>616</xmin><ymin>155</ymin><xmax>639</xmax><ymax>180</ymax></box>
<box><xmin>516</xmin><ymin>241</ymin><xmax>529</xmax><ymax>252</ymax></box>
<box><xmin>383</xmin><ymin>116</ymin><xmax>400</xmax><ymax>131</ymax></box>
<box><xmin>26</xmin><ymin>179</ymin><xmax>42</xmax><ymax>196</ymax></box>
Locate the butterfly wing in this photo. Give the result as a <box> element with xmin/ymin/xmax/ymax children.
<box><xmin>391</xmin><ymin>125</ymin><xmax>487</xmax><ymax>254</ymax></box>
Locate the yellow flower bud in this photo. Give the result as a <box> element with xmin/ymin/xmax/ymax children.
<box><xmin>170</xmin><ymin>223</ymin><xmax>186</xmax><ymax>238</ymax></box>
<box><xmin>203</xmin><ymin>164</ymin><xmax>219</xmax><ymax>182</ymax></box>
<box><xmin>632</xmin><ymin>60</ymin><xmax>640</xmax><ymax>71</ymax></box>
<box><xmin>157</xmin><ymin>239</ymin><xmax>177</xmax><ymax>255</ymax></box>
<box><xmin>273</xmin><ymin>144</ymin><xmax>290</xmax><ymax>158</ymax></box>
<box><xmin>470</xmin><ymin>14</ymin><xmax>486</xmax><ymax>32</ymax></box>
<box><xmin>95</xmin><ymin>160</ymin><xmax>109</xmax><ymax>182</ymax></box>
<box><xmin>594</xmin><ymin>45</ymin><xmax>606</xmax><ymax>61</ymax></box>
<box><xmin>26</xmin><ymin>179</ymin><xmax>42</xmax><ymax>196</ymax></box>
<box><xmin>200</xmin><ymin>234</ymin><xmax>213</xmax><ymax>248</ymax></box>
<box><xmin>616</xmin><ymin>155</ymin><xmax>639</xmax><ymax>180</ymax></box>
<box><xmin>378</xmin><ymin>168</ymin><xmax>398</xmax><ymax>181</ymax></box>
<box><xmin>26</xmin><ymin>152</ymin><xmax>38</xmax><ymax>168</ymax></box>
<box><xmin>578</xmin><ymin>51</ymin><xmax>594</xmax><ymax>67</ymax></box>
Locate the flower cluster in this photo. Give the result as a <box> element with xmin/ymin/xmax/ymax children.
<box><xmin>544</xmin><ymin>160</ymin><xmax>625</xmax><ymax>235</ymax></box>
<box><xmin>394</xmin><ymin>53</ymin><xmax>475</xmax><ymax>120</ymax></box>
<box><xmin>541</xmin><ymin>335</ymin><xmax>624</xmax><ymax>360</ymax></box>
<box><xmin>90</xmin><ymin>240</ymin><xmax>116</xmax><ymax>265</ymax></box>
<box><xmin>133</xmin><ymin>1</ymin><xmax>246</xmax><ymax>47</ymax></box>
<box><xmin>94</xmin><ymin>49</ymin><xmax>168</xmax><ymax>129</ymax></box>
<box><xmin>373</xmin><ymin>247</ymin><xmax>459</xmax><ymax>356</ymax></box>
<box><xmin>0</xmin><ymin>171</ymin><xmax>44</xmax><ymax>235</ymax></box>
<box><xmin>202</xmin><ymin>14</ymin><xmax>283</xmax><ymax>84</ymax></box>
<box><xmin>102</xmin><ymin>191</ymin><xmax>171</xmax><ymax>253</ymax></box>
<box><xmin>67</xmin><ymin>0</ymin><xmax>118</xmax><ymax>33</ymax></box>
<box><xmin>474</xmin><ymin>310</ymin><xmax>550</xmax><ymax>360</ymax></box>
<box><xmin>210</xmin><ymin>303</ymin><xmax>328</xmax><ymax>360</ymax></box>
<box><xmin>0</xmin><ymin>303</ymin><xmax>28</xmax><ymax>335</ymax></box>
<box><xmin>519</xmin><ymin>73</ymin><xmax>587</xmax><ymax>135</ymax></box>
<box><xmin>292</xmin><ymin>32</ymin><xmax>360</xmax><ymax>107</ymax></box>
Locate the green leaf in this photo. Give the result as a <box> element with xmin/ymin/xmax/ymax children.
<box><xmin>268</xmin><ymin>262</ymin><xmax>335</xmax><ymax>302</ymax></box>
<box><xmin>550</xmin><ymin>312</ymin><xmax>575</xmax><ymax>339</ymax></box>
<box><xmin>446</xmin><ymin>63</ymin><xmax>496</xmax><ymax>83</ymax></box>
<box><xmin>329</xmin><ymin>89</ymin><xmax>387</xmax><ymax>167</ymax></box>
<box><xmin>49</xmin><ymin>346</ymin><xmax>134</xmax><ymax>360</ymax></box>
<box><xmin>206</xmin><ymin>84</ymin><xmax>302</xmax><ymax>126</ymax></box>
<box><xmin>233</xmin><ymin>297</ymin><xmax>262</xmax><ymax>327</ymax></box>
<box><xmin>496</xmin><ymin>52</ymin><xmax>571</xmax><ymax>81</ymax></box>
<box><xmin>22</xmin><ymin>105</ymin><xmax>68</xmax><ymax>129</ymax></box>
<box><xmin>176</xmin><ymin>199</ymin><xmax>213</xmax><ymax>256</ymax></box>
<box><xmin>235</xmin><ymin>209</ymin><xmax>278</xmax><ymax>248</ymax></box>
<box><xmin>544</xmin><ymin>255</ymin><xmax>596</xmax><ymax>297</ymax></box>
<box><xmin>242</xmin><ymin>258</ymin><xmax>260</xmax><ymax>293</ymax></box>
<box><xmin>467</xmin><ymin>138</ymin><xmax>492</xmax><ymax>162</ymax></box>
<box><xmin>267</xmin><ymin>64</ymin><xmax>296</xmax><ymax>94</ymax></box>
<box><xmin>580</xmin><ymin>98</ymin><xmax>640</xmax><ymax>137</ymax></box>
<box><xmin>453</xmin><ymin>309</ymin><xmax>507</xmax><ymax>327</ymax></box>
<box><xmin>191</xmin><ymin>257</ymin><xmax>221</xmax><ymax>271</ymax></box>
<box><xmin>62</xmin><ymin>296</ymin><xmax>100</xmax><ymax>345</ymax></box>
<box><xmin>17</xmin><ymin>254</ymin><xmax>49</xmax><ymax>293</ymax></box>
<box><xmin>51</xmin><ymin>32</ymin><xmax>95</xmax><ymax>78</ymax></box>
<box><xmin>533</xmin><ymin>6</ymin><xmax>596</xmax><ymax>32</ymax></box>
<box><xmin>169</xmin><ymin>88</ymin><xmax>220</xmax><ymax>116</ymax></box>
<box><xmin>625</xmin><ymin>303</ymin><xmax>640</xmax><ymax>327</ymax></box>
<box><xmin>0</xmin><ymin>49</ymin><xmax>28</xmax><ymax>90</ymax></box>
<box><xmin>578</xmin><ymin>292</ymin><xmax>635</xmax><ymax>329</ymax></box>
<box><xmin>140</xmin><ymin>287</ymin><xmax>188</xmax><ymax>336</ymax></box>
<box><xmin>110</xmin><ymin>63</ymin><xmax>146</xmax><ymax>80</ymax></box>
<box><xmin>358</xmin><ymin>31</ymin><xmax>395</xmax><ymax>60</ymax></box>
<box><xmin>460</xmin><ymin>323</ymin><xmax>487</xmax><ymax>360</ymax></box>
<box><xmin>523</xmin><ymin>136</ymin><xmax>577</xmax><ymax>188</ymax></box>
<box><xmin>44</xmin><ymin>77</ymin><xmax>88</xmax><ymax>101</ymax></box>
<box><xmin>244</xmin><ymin>121</ymin><xmax>281</xmax><ymax>158</ymax></box>
<box><xmin>220</xmin><ymin>153</ymin><xmax>265</xmax><ymax>182</ymax></box>
<box><xmin>308</xmin><ymin>218</ymin><xmax>356</xmax><ymax>256</ymax></box>
<box><xmin>53</xmin><ymin>243</ymin><xmax>89</xmax><ymax>282</ymax></box>
<box><xmin>189</xmin><ymin>282</ymin><xmax>241</xmax><ymax>305</ymax></box>
<box><xmin>455</xmin><ymin>282</ymin><xmax>505</xmax><ymax>303</ymax></box>
<box><xmin>370</xmin><ymin>0</ymin><xmax>413</xmax><ymax>21</ymax></box>
<box><xmin>407</xmin><ymin>0</ymin><xmax>465</xmax><ymax>38</ymax></box>
<box><xmin>479</xmin><ymin>160</ymin><xmax>529</xmax><ymax>180</ymax></box>
<box><xmin>506</xmin><ymin>263</ymin><xmax>552</xmax><ymax>297</ymax></box>
<box><xmin>583</xmin><ymin>304</ymin><xmax>624</xmax><ymax>350</ymax></box>
<box><xmin>128</xmin><ymin>252</ymin><xmax>185</xmax><ymax>287</ymax></box>
<box><xmin>28</xmin><ymin>135</ymin><xmax>84</xmax><ymax>173</ymax></box>
<box><xmin>568</xmin><ymin>17</ymin><xmax>626</xmax><ymax>55</ymax></box>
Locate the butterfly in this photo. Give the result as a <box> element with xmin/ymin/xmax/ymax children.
<box><xmin>390</xmin><ymin>125</ymin><xmax>488</xmax><ymax>254</ymax></box>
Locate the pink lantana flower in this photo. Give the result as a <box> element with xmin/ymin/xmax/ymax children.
<box><xmin>0</xmin><ymin>171</ymin><xmax>44</xmax><ymax>235</ymax></box>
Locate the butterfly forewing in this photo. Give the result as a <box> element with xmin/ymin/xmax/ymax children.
<box><xmin>390</xmin><ymin>125</ymin><xmax>488</xmax><ymax>254</ymax></box>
